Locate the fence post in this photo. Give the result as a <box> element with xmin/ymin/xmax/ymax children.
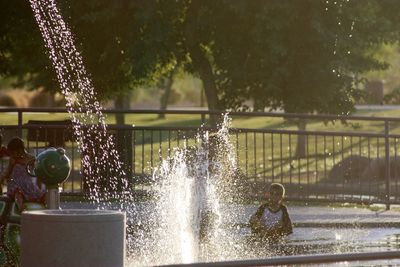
<box><xmin>201</xmin><ymin>112</ymin><xmax>206</xmax><ymax>125</ymax></box>
<box><xmin>17</xmin><ymin>110</ymin><xmax>23</xmax><ymax>137</ymax></box>
<box><xmin>385</xmin><ymin>120</ymin><xmax>390</xmax><ymax>210</ymax></box>
<box><xmin>116</xmin><ymin>128</ymin><xmax>133</xmax><ymax>185</ymax></box>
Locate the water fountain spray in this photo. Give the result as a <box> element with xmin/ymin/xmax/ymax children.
<box><xmin>28</xmin><ymin>0</ymin><xmax>246</xmax><ymax>264</ymax></box>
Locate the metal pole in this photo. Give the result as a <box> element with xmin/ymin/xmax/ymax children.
<box><xmin>17</xmin><ymin>110</ymin><xmax>23</xmax><ymax>137</ymax></box>
<box><xmin>46</xmin><ymin>186</ymin><xmax>60</xmax><ymax>209</ymax></box>
<box><xmin>200</xmin><ymin>88</ymin><xmax>205</xmax><ymax>124</ymax></box>
<box><xmin>385</xmin><ymin>120</ymin><xmax>391</xmax><ymax>210</ymax></box>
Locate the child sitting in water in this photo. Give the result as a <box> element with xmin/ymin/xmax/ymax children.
<box><xmin>0</xmin><ymin>137</ymin><xmax>45</xmax><ymax>211</ymax></box>
<box><xmin>249</xmin><ymin>183</ymin><xmax>293</xmax><ymax>243</ymax></box>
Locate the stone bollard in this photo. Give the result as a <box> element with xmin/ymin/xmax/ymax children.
<box><xmin>21</xmin><ymin>209</ymin><xmax>125</xmax><ymax>267</ymax></box>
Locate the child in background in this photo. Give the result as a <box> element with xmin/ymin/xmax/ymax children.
<box><xmin>0</xmin><ymin>137</ymin><xmax>45</xmax><ymax>211</ymax></box>
<box><xmin>0</xmin><ymin>134</ymin><xmax>8</xmax><ymax>158</ymax></box>
<box><xmin>0</xmin><ymin>134</ymin><xmax>9</xmax><ymax>193</ymax></box>
<box><xmin>249</xmin><ymin>183</ymin><xmax>293</xmax><ymax>243</ymax></box>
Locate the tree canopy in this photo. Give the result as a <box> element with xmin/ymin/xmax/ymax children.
<box><xmin>180</xmin><ymin>0</ymin><xmax>400</xmax><ymax>114</ymax></box>
<box><xmin>1</xmin><ymin>0</ymin><xmax>400</xmax><ymax>116</ymax></box>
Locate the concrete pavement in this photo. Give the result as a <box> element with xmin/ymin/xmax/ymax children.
<box><xmin>60</xmin><ymin>201</ymin><xmax>400</xmax><ymax>228</ymax></box>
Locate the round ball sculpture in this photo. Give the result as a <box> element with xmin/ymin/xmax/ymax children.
<box><xmin>33</xmin><ymin>147</ymin><xmax>71</xmax><ymax>187</ymax></box>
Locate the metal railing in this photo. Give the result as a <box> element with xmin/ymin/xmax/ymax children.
<box><xmin>1</xmin><ymin>108</ymin><xmax>400</xmax><ymax>206</ymax></box>
<box><xmin>158</xmin><ymin>250</ymin><xmax>400</xmax><ymax>267</ymax></box>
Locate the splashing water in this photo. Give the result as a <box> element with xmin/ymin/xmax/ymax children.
<box><xmin>130</xmin><ymin>115</ymin><xmax>249</xmax><ymax>266</ymax></box>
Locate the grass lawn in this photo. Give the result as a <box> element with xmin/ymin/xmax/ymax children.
<box><xmin>2</xmin><ymin>107</ymin><xmax>400</xmax><ymax>132</ymax></box>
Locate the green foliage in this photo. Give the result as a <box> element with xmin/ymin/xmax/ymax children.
<box><xmin>190</xmin><ymin>0</ymin><xmax>400</xmax><ymax>114</ymax></box>
<box><xmin>0</xmin><ymin>0</ymin><xmax>184</xmax><ymax>100</ymax></box>
<box><xmin>384</xmin><ymin>86</ymin><xmax>400</xmax><ymax>104</ymax></box>
<box><xmin>62</xmin><ymin>0</ymin><xmax>184</xmax><ymax>99</ymax></box>
<box><xmin>0</xmin><ymin>0</ymin><xmax>56</xmax><ymax>91</ymax></box>
<box><xmin>364</xmin><ymin>43</ymin><xmax>400</xmax><ymax>93</ymax></box>
<box><xmin>1</xmin><ymin>0</ymin><xmax>400</xmax><ymax>115</ymax></box>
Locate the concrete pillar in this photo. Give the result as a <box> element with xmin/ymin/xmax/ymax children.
<box><xmin>21</xmin><ymin>209</ymin><xmax>125</xmax><ymax>267</ymax></box>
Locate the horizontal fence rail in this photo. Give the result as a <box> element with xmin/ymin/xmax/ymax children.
<box><xmin>1</xmin><ymin>108</ymin><xmax>400</xmax><ymax>207</ymax></box>
<box><xmin>158</xmin><ymin>250</ymin><xmax>400</xmax><ymax>267</ymax></box>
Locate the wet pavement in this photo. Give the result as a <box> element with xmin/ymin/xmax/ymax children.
<box><xmin>287</xmin><ymin>204</ymin><xmax>400</xmax><ymax>228</ymax></box>
<box><xmin>60</xmin><ymin>201</ymin><xmax>400</xmax><ymax>228</ymax></box>
<box><xmin>60</xmin><ymin>201</ymin><xmax>400</xmax><ymax>266</ymax></box>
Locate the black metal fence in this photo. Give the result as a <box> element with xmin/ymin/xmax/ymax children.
<box><xmin>1</xmin><ymin>108</ymin><xmax>400</xmax><ymax>206</ymax></box>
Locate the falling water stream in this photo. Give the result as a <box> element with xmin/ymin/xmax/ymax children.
<box><xmin>28</xmin><ymin>0</ymin><xmax>132</xmax><ymax>206</ymax></box>
<box><xmin>28</xmin><ymin>0</ymin><xmax>143</xmax><ymax>258</ymax></box>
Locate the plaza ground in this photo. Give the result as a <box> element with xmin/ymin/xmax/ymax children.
<box><xmin>61</xmin><ymin>200</ymin><xmax>400</xmax><ymax>228</ymax></box>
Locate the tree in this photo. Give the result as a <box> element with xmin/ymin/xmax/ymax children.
<box><xmin>252</xmin><ymin>0</ymin><xmax>400</xmax><ymax>157</ymax></box>
<box><xmin>179</xmin><ymin>0</ymin><xmax>400</xmax><ymax>156</ymax></box>
<box><xmin>0</xmin><ymin>0</ymin><xmax>182</xmax><ymax>107</ymax></box>
<box><xmin>158</xmin><ymin>65</ymin><xmax>177</xmax><ymax>119</ymax></box>
<box><xmin>0</xmin><ymin>0</ymin><xmax>57</xmax><ymax>93</ymax></box>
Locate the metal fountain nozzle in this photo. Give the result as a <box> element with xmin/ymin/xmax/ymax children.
<box><xmin>28</xmin><ymin>147</ymin><xmax>71</xmax><ymax>188</ymax></box>
<box><xmin>27</xmin><ymin>147</ymin><xmax>71</xmax><ymax>209</ymax></box>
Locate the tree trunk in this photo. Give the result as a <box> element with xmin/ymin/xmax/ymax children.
<box><xmin>46</xmin><ymin>92</ymin><xmax>55</xmax><ymax>107</ymax></box>
<box><xmin>185</xmin><ymin>0</ymin><xmax>220</xmax><ymax>127</ymax></box>
<box><xmin>114</xmin><ymin>93</ymin><xmax>132</xmax><ymax>189</ymax></box>
<box><xmin>253</xmin><ymin>97</ymin><xmax>265</xmax><ymax>112</ymax></box>
<box><xmin>295</xmin><ymin>119</ymin><xmax>307</xmax><ymax>158</ymax></box>
<box><xmin>115</xmin><ymin>94</ymin><xmax>130</xmax><ymax>125</ymax></box>
<box><xmin>158</xmin><ymin>67</ymin><xmax>176</xmax><ymax>119</ymax></box>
